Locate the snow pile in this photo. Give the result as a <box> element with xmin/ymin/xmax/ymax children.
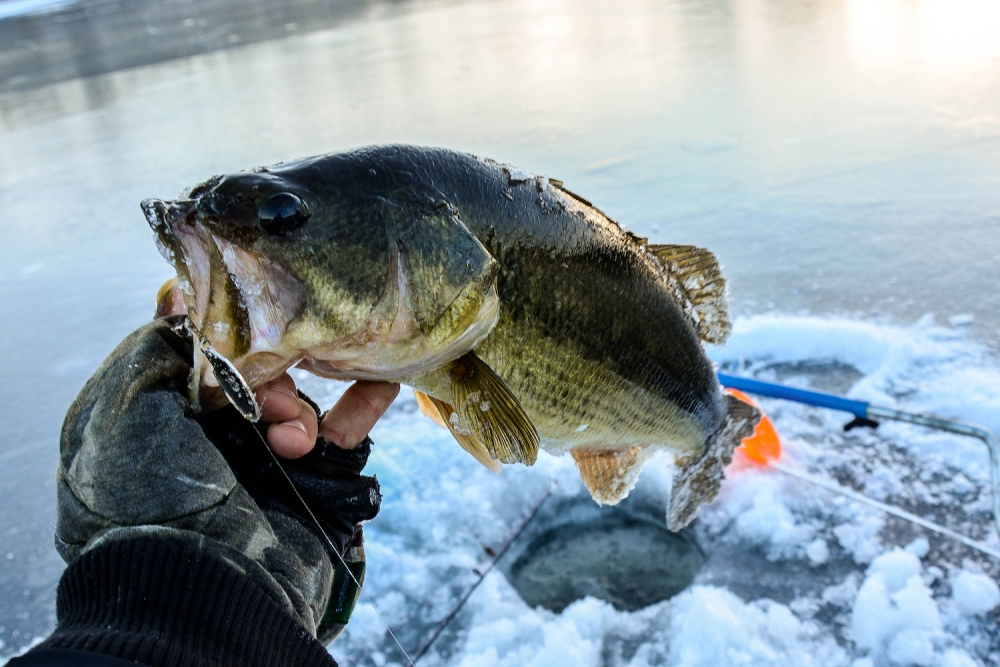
<box><xmin>666</xmin><ymin>587</ymin><xmax>847</xmax><ymax>667</ymax></box>
<box><xmin>851</xmin><ymin>542</ymin><xmax>941</xmax><ymax>666</ymax></box>
<box><xmin>951</xmin><ymin>571</ymin><xmax>1000</xmax><ymax>616</ymax></box>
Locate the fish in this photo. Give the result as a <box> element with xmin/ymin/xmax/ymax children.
<box><xmin>143</xmin><ymin>145</ymin><xmax>759</xmax><ymax>530</ymax></box>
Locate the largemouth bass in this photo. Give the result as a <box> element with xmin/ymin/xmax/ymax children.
<box><xmin>143</xmin><ymin>145</ymin><xmax>758</xmax><ymax>529</ymax></box>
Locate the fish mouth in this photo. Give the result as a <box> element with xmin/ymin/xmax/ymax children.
<box><xmin>143</xmin><ymin>198</ymin><xmax>213</xmax><ymax>331</ymax></box>
<box><xmin>142</xmin><ymin>198</ymin><xmax>306</xmax><ymax>378</ymax></box>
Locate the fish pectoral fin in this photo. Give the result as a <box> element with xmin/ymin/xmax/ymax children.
<box><xmin>571</xmin><ymin>445</ymin><xmax>652</xmax><ymax>505</ymax></box>
<box><xmin>414</xmin><ymin>390</ymin><xmax>448</xmax><ymax>428</ymax></box>
<box><xmin>426</xmin><ymin>394</ymin><xmax>502</xmax><ymax>473</ymax></box>
<box><xmin>647</xmin><ymin>244</ymin><xmax>731</xmax><ymax>345</ymax></box>
<box><xmin>450</xmin><ymin>352</ymin><xmax>539</xmax><ymax>466</ymax></box>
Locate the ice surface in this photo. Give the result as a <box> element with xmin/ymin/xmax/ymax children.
<box><xmin>319</xmin><ymin>314</ymin><xmax>999</xmax><ymax>667</ymax></box>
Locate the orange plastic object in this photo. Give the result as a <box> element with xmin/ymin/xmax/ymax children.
<box><xmin>725</xmin><ymin>388</ymin><xmax>782</xmax><ymax>464</ymax></box>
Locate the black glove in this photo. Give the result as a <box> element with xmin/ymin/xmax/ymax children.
<box><xmin>198</xmin><ymin>398</ymin><xmax>381</xmax><ymax>641</ymax></box>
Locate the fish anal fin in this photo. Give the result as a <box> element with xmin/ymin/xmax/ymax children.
<box><xmin>571</xmin><ymin>445</ymin><xmax>652</xmax><ymax>505</ymax></box>
<box><xmin>667</xmin><ymin>394</ymin><xmax>760</xmax><ymax>531</ymax></box>
<box><xmin>450</xmin><ymin>352</ymin><xmax>539</xmax><ymax>466</ymax></box>
<box><xmin>648</xmin><ymin>244</ymin><xmax>731</xmax><ymax>345</ymax></box>
<box><xmin>426</xmin><ymin>394</ymin><xmax>502</xmax><ymax>473</ymax></box>
<box><xmin>414</xmin><ymin>390</ymin><xmax>448</xmax><ymax>428</ymax></box>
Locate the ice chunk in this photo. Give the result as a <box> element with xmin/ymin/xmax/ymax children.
<box><xmin>851</xmin><ymin>549</ymin><xmax>941</xmax><ymax>657</ymax></box>
<box><xmin>904</xmin><ymin>538</ymin><xmax>929</xmax><ymax>558</ymax></box>
<box><xmin>950</xmin><ymin>570</ymin><xmax>1000</xmax><ymax>615</ymax></box>
<box><xmin>886</xmin><ymin>627</ymin><xmax>935</xmax><ymax>665</ymax></box>
<box><xmin>806</xmin><ymin>538</ymin><xmax>829</xmax><ymax>565</ymax></box>
<box><xmin>867</xmin><ymin>549</ymin><xmax>922</xmax><ymax>593</ymax></box>
<box><xmin>939</xmin><ymin>649</ymin><xmax>980</xmax><ymax>667</ymax></box>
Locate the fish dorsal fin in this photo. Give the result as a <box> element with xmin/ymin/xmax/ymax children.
<box><xmin>647</xmin><ymin>244</ymin><xmax>731</xmax><ymax>345</ymax></box>
<box><xmin>571</xmin><ymin>445</ymin><xmax>652</xmax><ymax>505</ymax></box>
<box><xmin>450</xmin><ymin>352</ymin><xmax>539</xmax><ymax>465</ymax></box>
<box><xmin>422</xmin><ymin>392</ymin><xmax>502</xmax><ymax>473</ymax></box>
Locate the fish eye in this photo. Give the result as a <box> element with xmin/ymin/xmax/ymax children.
<box><xmin>258</xmin><ymin>192</ymin><xmax>310</xmax><ymax>235</ymax></box>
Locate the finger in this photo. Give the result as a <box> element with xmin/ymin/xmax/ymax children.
<box><xmin>155</xmin><ymin>277</ymin><xmax>188</xmax><ymax>317</ymax></box>
<box><xmin>267</xmin><ymin>398</ymin><xmax>319</xmax><ymax>459</ymax></box>
<box><xmin>256</xmin><ymin>374</ymin><xmax>302</xmax><ymax>424</ymax></box>
<box><xmin>321</xmin><ymin>381</ymin><xmax>400</xmax><ymax>449</ymax></box>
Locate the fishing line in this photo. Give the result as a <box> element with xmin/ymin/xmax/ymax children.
<box><xmin>253</xmin><ymin>428</ymin><xmax>417</xmax><ymax>667</ymax></box>
<box><xmin>191</xmin><ymin>325</ymin><xmax>417</xmax><ymax>667</ymax></box>
<box><xmin>401</xmin><ymin>481</ymin><xmax>554</xmax><ymax>665</ymax></box>
<box><xmin>343</xmin><ymin>481</ymin><xmax>555</xmax><ymax>666</ymax></box>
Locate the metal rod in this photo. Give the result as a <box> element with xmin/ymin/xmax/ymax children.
<box><xmin>865</xmin><ymin>405</ymin><xmax>1000</xmax><ymax>539</ymax></box>
<box><xmin>718</xmin><ymin>372</ymin><xmax>1000</xmax><ymax>537</ymax></box>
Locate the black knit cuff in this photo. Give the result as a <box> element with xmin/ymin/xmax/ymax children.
<box><xmin>30</xmin><ymin>538</ymin><xmax>337</xmax><ymax>667</ymax></box>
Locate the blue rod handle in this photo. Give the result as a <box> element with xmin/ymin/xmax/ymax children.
<box><xmin>717</xmin><ymin>372</ymin><xmax>870</xmax><ymax>418</ymax></box>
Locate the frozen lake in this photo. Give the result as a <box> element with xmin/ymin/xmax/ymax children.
<box><xmin>1</xmin><ymin>0</ymin><xmax>999</xmax><ymax>662</ymax></box>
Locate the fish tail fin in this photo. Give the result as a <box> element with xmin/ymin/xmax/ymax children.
<box><xmin>666</xmin><ymin>393</ymin><xmax>760</xmax><ymax>531</ymax></box>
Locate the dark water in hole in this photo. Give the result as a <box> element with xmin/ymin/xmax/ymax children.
<box><xmin>509</xmin><ymin>514</ymin><xmax>704</xmax><ymax>612</ymax></box>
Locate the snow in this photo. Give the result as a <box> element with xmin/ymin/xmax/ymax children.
<box><xmin>807</xmin><ymin>538</ymin><xmax>830</xmax><ymax>565</ymax></box>
<box><xmin>951</xmin><ymin>571</ymin><xmax>1000</xmax><ymax>616</ymax></box>
<box><xmin>3</xmin><ymin>311</ymin><xmax>990</xmax><ymax>666</ymax></box>
<box><xmin>850</xmin><ymin>544</ymin><xmax>942</xmax><ymax>662</ymax></box>
<box><xmin>0</xmin><ymin>312</ymin><xmax>992</xmax><ymax>665</ymax></box>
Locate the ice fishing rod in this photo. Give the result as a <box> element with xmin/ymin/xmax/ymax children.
<box><xmin>718</xmin><ymin>371</ymin><xmax>1000</xmax><ymax>550</ymax></box>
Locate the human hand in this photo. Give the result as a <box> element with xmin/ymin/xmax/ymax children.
<box><xmin>256</xmin><ymin>375</ymin><xmax>400</xmax><ymax>459</ymax></box>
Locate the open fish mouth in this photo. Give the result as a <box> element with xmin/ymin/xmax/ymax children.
<box><xmin>143</xmin><ymin>198</ymin><xmax>213</xmax><ymax>331</ymax></box>
<box><xmin>141</xmin><ymin>197</ymin><xmax>306</xmax><ymax>368</ymax></box>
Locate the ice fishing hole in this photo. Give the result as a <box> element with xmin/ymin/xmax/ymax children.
<box><xmin>504</xmin><ymin>495</ymin><xmax>703</xmax><ymax>613</ymax></box>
